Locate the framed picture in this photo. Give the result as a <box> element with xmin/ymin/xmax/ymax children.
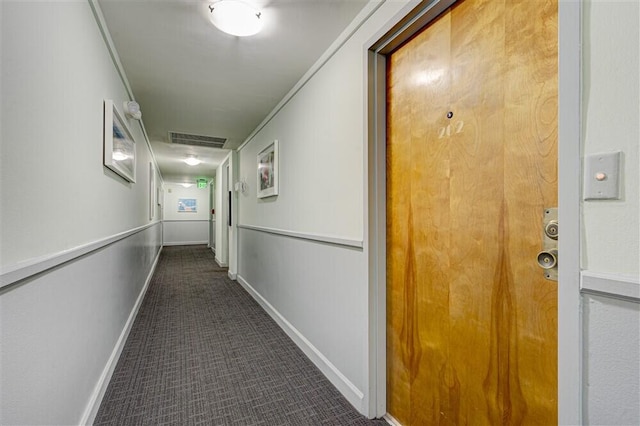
<box><xmin>178</xmin><ymin>198</ymin><xmax>197</xmax><ymax>213</ymax></box>
<box><xmin>257</xmin><ymin>140</ymin><xmax>278</xmax><ymax>198</ymax></box>
<box><xmin>104</xmin><ymin>99</ymin><xmax>136</xmax><ymax>183</ymax></box>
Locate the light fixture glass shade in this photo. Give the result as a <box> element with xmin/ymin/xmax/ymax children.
<box><xmin>183</xmin><ymin>156</ymin><xmax>202</xmax><ymax>166</ymax></box>
<box><xmin>181</xmin><ymin>183</ymin><xmax>193</xmax><ymax>188</ymax></box>
<box><xmin>123</xmin><ymin>101</ymin><xmax>142</xmax><ymax>120</ymax></box>
<box><xmin>209</xmin><ymin>1</ymin><xmax>263</xmax><ymax>37</ymax></box>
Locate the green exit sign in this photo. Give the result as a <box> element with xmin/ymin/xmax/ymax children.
<box><xmin>197</xmin><ymin>179</ymin><xmax>207</xmax><ymax>189</ymax></box>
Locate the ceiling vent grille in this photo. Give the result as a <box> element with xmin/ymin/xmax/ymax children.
<box><xmin>169</xmin><ymin>132</ymin><xmax>227</xmax><ymax>149</ymax></box>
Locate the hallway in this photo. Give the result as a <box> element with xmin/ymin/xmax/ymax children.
<box><xmin>94</xmin><ymin>246</ymin><xmax>385</xmax><ymax>425</ymax></box>
<box><xmin>1</xmin><ymin>2</ymin><xmax>639</xmax><ymax>425</ymax></box>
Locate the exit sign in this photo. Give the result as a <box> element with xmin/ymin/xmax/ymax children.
<box><xmin>197</xmin><ymin>179</ymin><xmax>207</xmax><ymax>189</ymax></box>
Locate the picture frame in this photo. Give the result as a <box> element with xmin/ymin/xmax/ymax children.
<box><xmin>178</xmin><ymin>198</ymin><xmax>197</xmax><ymax>213</ymax></box>
<box><xmin>257</xmin><ymin>140</ymin><xmax>279</xmax><ymax>198</ymax></box>
<box><xmin>104</xmin><ymin>99</ymin><xmax>136</xmax><ymax>183</ymax></box>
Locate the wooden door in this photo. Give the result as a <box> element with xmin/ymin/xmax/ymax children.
<box><xmin>386</xmin><ymin>0</ymin><xmax>558</xmax><ymax>424</ymax></box>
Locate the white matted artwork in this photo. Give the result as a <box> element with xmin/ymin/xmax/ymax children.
<box><xmin>257</xmin><ymin>140</ymin><xmax>278</xmax><ymax>198</ymax></box>
<box><xmin>178</xmin><ymin>198</ymin><xmax>197</xmax><ymax>212</ymax></box>
<box><xmin>103</xmin><ymin>99</ymin><xmax>136</xmax><ymax>182</ymax></box>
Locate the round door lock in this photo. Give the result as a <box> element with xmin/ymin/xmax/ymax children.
<box><xmin>544</xmin><ymin>220</ymin><xmax>559</xmax><ymax>240</ymax></box>
<box><xmin>537</xmin><ymin>249</ymin><xmax>558</xmax><ymax>269</ymax></box>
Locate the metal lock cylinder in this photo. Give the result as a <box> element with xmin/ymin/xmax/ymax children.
<box><xmin>545</xmin><ymin>220</ymin><xmax>559</xmax><ymax>240</ymax></box>
<box><xmin>536</xmin><ymin>249</ymin><xmax>558</xmax><ymax>270</ymax></box>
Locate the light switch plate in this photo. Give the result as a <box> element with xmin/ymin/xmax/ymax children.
<box><xmin>584</xmin><ymin>151</ymin><xmax>621</xmax><ymax>200</ymax></box>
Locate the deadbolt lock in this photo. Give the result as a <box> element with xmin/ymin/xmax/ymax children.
<box><xmin>537</xmin><ymin>208</ymin><xmax>558</xmax><ymax>281</ymax></box>
<box><xmin>544</xmin><ymin>220</ymin><xmax>558</xmax><ymax>240</ymax></box>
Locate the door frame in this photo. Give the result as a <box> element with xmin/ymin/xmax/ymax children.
<box><xmin>208</xmin><ymin>177</ymin><xmax>215</xmax><ymax>253</ymax></box>
<box><xmin>365</xmin><ymin>0</ymin><xmax>582</xmax><ymax>423</ymax></box>
<box><xmin>216</xmin><ymin>158</ymin><xmax>230</xmax><ymax>267</ymax></box>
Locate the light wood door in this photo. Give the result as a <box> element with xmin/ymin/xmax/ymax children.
<box><xmin>386</xmin><ymin>0</ymin><xmax>558</xmax><ymax>424</ymax></box>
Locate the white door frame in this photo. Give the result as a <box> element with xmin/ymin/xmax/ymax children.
<box><xmin>216</xmin><ymin>159</ymin><xmax>230</xmax><ymax>267</ymax></box>
<box><xmin>209</xmin><ymin>177</ymin><xmax>215</xmax><ymax>253</ymax></box>
<box><xmin>365</xmin><ymin>1</ymin><xmax>582</xmax><ymax>423</ymax></box>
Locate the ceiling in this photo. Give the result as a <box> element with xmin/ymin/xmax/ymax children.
<box><xmin>98</xmin><ymin>0</ymin><xmax>369</xmax><ymax>184</ymax></box>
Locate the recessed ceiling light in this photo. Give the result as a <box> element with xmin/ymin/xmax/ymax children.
<box><xmin>208</xmin><ymin>1</ymin><xmax>263</xmax><ymax>37</ymax></box>
<box><xmin>183</xmin><ymin>155</ymin><xmax>202</xmax><ymax>166</ymax></box>
<box><xmin>181</xmin><ymin>183</ymin><xmax>193</xmax><ymax>188</ymax></box>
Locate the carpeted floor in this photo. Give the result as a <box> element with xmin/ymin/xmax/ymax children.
<box><xmin>94</xmin><ymin>245</ymin><xmax>387</xmax><ymax>425</ymax></box>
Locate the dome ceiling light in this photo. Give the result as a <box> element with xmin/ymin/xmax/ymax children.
<box><xmin>123</xmin><ymin>101</ymin><xmax>142</xmax><ymax>120</ymax></box>
<box><xmin>208</xmin><ymin>1</ymin><xmax>263</xmax><ymax>37</ymax></box>
<box><xmin>183</xmin><ymin>155</ymin><xmax>202</xmax><ymax>166</ymax></box>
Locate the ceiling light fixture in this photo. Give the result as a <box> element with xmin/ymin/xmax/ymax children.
<box><xmin>208</xmin><ymin>1</ymin><xmax>263</xmax><ymax>37</ymax></box>
<box><xmin>123</xmin><ymin>101</ymin><xmax>142</xmax><ymax>120</ymax></box>
<box><xmin>181</xmin><ymin>183</ymin><xmax>193</xmax><ymax>188</ymax></box>
<box><xmin>183</xmin><ymin>155</ymin><xmax>202</xmax><ymax>166</ymax></box>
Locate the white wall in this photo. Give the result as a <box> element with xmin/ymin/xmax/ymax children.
<box><xmin>0</xmin><ymin>1</ymin><xmax>160</xmax><ymax>269</ymax></box>
<box><xmin>236</xmin><ymin>1</ymin><xmax>413</xmax><ymax>415</ymax></box>
<box><xmin>163</xmin><ymin>220</ymin><xmax>209</xmax><ymax>246</ymax></box>
<box><xmin>0</xmin><ymin>2</ymin><xmax>162</xmax><ymax>424</ymax></box>
<box><xmin>162</xmin><ymin>183</ymin><xmax>209</xmax><ymax>245</ymax></box>
<box><xmin>581</xmin><ymin>1</ymin><xmax>640</xmax><ymax>424</ymax></box>
<box><xmin>582</xmin><ymin>0</ymin><xmax>640</xmax><ymax>276</ymax></box>
<box><xmin>163</xmin><ymin>183</ymin><xmax>210</xmax><ymax>221</ymax></box>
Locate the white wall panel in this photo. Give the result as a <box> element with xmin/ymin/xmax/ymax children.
<box><xmin>583</xmin><ymin>294</ymin><xmax>640</xmax><ymax>425</ymax></box>
<box><xmin>237</xmin><ymin>228</ymin><xmax>368</xmax><ymax>409</ymax></box>
<box><xmin>163</xmin><ymin>220</ymin><xmax>208</xmax><ymax>246</ymax></box>
<box><xmin>0</xmin><ymin>224</ymin><xmax>161</xmax><ymax>425</ymax></box>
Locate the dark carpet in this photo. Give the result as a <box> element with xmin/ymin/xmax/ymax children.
<box><xmin>94</xmin><ymin>245</ymin><xmax>386</xmax><ymax>426</ymax></box>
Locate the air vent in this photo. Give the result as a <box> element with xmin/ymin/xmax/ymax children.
<box><xmin>169</xmin><ymin>132</ymin><xmax>227</xmax><ymax>149</ymax></box>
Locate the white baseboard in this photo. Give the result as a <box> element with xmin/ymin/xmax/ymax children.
<box><xmin>228</xmin><ymin>271</ymin><xmax>237</xmax><ymax>280</ymax></box>
<box><xmin>215</xmin><ymin>257</ymin><xmax>228</xmax><ymax>268</ymax></box>
<box><xmin>80</xmin><ymin>246</ymin><xmax>163</xmax><ymax>426</ymax></box>
<box><xmin>236</xmin><ymin>274</ymin><xmax>365</xmax><ymax>411</ymax></box>
<box><xmin>383</xmin><ymin>413</ymin><xmax>402</xmax><ymax>425</ymax></box>
<box><xmin>162</xmin><ymin>241</ymin><xmax>208</xmax><ymax>246</ymax></box>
